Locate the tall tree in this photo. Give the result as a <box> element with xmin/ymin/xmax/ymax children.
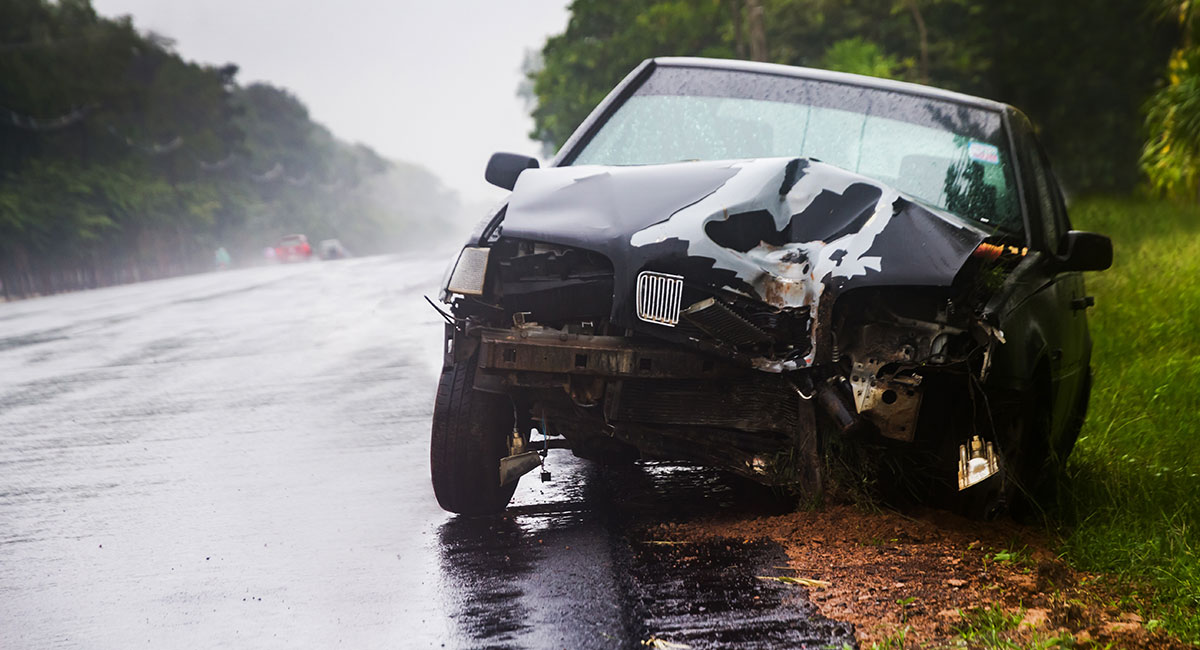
<box><xmin>0</xmin><ymin>0</ymin><xmax>460</xmax><ymax>299</ymax></box>
<box><xmin>526</xmin><ymin>0</ymin><xmax>735</xmax><ymax>152</ymax></box>
<box><xmin>745</xmin><ymin>0</ymin><xmax>767</xmax><ymax>61</ymax></box>
<box><xmin>526</xmin><ymin>0</ymin><xmax>1175</xmax><ymax>193</ymax></box>
<box><xmin>1142</xmin><ymin>0</ymin><xmax>1200</xmax><ymax>201</ymax></box>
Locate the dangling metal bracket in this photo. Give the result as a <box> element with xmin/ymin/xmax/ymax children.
<box><xmin>957</xmin><ymin>435</ymin><xmax>1000</xmax><ymax>490</ymax></box>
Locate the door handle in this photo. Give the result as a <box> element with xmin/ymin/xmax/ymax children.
<box><xmin>1071</xmin><ymin>296</ymin><xmax>1095</xmax><ymax>310</ymax></box>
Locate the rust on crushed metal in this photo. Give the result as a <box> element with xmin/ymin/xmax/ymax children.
<box><xmin>758</xmin><ymin>272</ymin><xmax>816</xmax><ymax>310</ymax></box>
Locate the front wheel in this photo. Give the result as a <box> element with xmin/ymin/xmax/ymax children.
<box><xmin>954</xmin><ymin>389</ymin><xmax>1052</xmax><ymax>521</ymax></box>
<box><xmin>989</xmin><ymin>390</ymin><xmax>1057</xmax><ymax>522</ymax></box>
<box><xmin>430</xmin><ymin>358</ymin><xmax>517</xmax><ymax>515</ymax></box>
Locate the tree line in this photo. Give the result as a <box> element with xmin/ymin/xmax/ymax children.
<box><xmin>0</xmin><ymin>0</ymin><xmax>459</xmax><ymax>300</ymax></box>
<box><xmin>525</xmin><ymin>0</ymin><xmax>1194</xmax><ymax>199</ymax></box>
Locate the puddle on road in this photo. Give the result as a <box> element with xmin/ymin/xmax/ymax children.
<box><xmin>436</xmin><ymin>456</ymin><xmax>858</xmax><ymax>649</ymax></box>
<box><xmin>438</xmin><ymin>516</ymin><xmax>537</xmax><ymax>648</ymax></box>
<box><xmin>628</xmin><ymin>538</ymin><xmax>856</xmax><ymax>649</ymax></box>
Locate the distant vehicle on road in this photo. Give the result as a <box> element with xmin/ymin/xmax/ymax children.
<box><xmin>318</xmin><ymin>239</ymin><xmax>350</xmax><ymax>260</ymax></box>
<box><xmin>214</xmin><ymin>246</ymin><xmax>232</xmax><ymax>270</ymax></box>
<box><xmin>275</xmin><ymin>234</ymin><xmax>312</xmax><ymax>262</ymax></box>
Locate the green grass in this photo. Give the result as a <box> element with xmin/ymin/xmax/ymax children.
<box><xmin>955</xmin><ymin>604</ymin><xmax>1023</xmax><ymax>647</ymax></box>
<box><xmin>868</xmin><ymin>627</ymin><xmax>909</xmax><ymax>649</ymax></box>
<box><xmin>954</xmin><ymin>605</ymin><xmax>1078</xmax><ymax>649</ymax></box>
<box><xmin>1061</xmin><ymin>197</ymin><xmax>1200</xmax><ymax>643</ymax></box>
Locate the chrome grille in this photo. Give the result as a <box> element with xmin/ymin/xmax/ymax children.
<box><xmin>635</xmin><ymin>271</ymin><xmax>683</xmax><ymax>327</ymax></box>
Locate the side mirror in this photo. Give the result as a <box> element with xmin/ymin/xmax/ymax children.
<box><xmin>1057</xmin><ymin>230</ymin><xmax>1113</xmax><ymax>272</ymax></box>
<box><xmin>485</xmin><ymin>152</ymin><xmax>539</xmax><ymax>190</ymax></box>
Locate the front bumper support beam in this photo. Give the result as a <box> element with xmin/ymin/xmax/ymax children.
<box><xmin>476</xmin><ymin>326</ymin><xmax>727</xmax><ymax>379</ymax></box>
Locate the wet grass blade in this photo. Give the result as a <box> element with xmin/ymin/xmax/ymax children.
<box><xmin>757</xmin><ymin>575</ymin><xmax>831</xmax><ymax>587</ymax></box>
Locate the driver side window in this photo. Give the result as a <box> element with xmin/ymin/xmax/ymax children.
<box><xmin>1018</xmin><ymin>125</ymin><xmax>1069</xmax><ymax>253</ymax></box>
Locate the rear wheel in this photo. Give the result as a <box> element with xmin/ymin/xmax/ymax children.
<box><xmin>1055</xmin><ymin>368</ymin><xmax>1090</xmax><ymax>469</ymax></box>
<box><xmin>430</xmin><ymin>358</ymin><xmax>518</xmax><ymax>515</ymax></box>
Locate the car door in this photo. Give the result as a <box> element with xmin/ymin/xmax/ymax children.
<box><xmin>988</xmin><ymin>112</ymin><xmax>1088</xmax><ymax>444</ymax></box>
<box><xmin>1029</xmin><ymin>138</ymin><xmax>1092</xmax><ymax>439</ymax></box>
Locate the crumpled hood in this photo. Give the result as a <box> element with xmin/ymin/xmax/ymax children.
<box><xmin>501</xmin><ymin>157</ymin><xmax>990</xmax><ymax>365</ymax></box>
<box><xmin>502</xmin><ymin>160</ymin><xmax>742</xmax><ymax>249</ymax></box>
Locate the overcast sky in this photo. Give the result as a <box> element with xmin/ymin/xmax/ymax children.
<box><xmin>91</xmin><ymin>0</ymin><xmax>571</xmax><ymax>204</ymax></box>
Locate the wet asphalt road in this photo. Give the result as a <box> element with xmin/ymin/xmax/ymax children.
<box><xmin>0</xmin><ymin>253</ymin><xmax>854</xmax><ymax>649</ymax></box>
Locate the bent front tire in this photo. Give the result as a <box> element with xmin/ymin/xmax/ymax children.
<box><xmin>430</xmin><ymin>359</ymin><xmax>517</xmax><ymax>515</ymax></box>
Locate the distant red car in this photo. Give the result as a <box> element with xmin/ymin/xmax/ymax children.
<box><xmin>274</xmin><ymin>234</ymin><xmax>312</xmax><ymax>262</ymax></box>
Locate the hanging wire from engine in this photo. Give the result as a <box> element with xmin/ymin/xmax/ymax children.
<box><xmin>539</xmin><ymin>412</ymin><xmax>551</xmax><ymax>482</ymax></box>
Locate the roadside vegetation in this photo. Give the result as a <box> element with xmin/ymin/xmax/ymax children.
<box><xmin>523</xmin><ymin>0</ymin><xmax>1175</xmax><ymax>196</ymax></box>
<box><xmin>1063</xmin><ymin>197</ymin><xmax>1200</xmax><ymax>643</ymax></box>
<box><xmin>0</xmin><ymin>0</ymin><xmax>461</xmax><ymax>299</ymax></box>
<box><xmin>523</xmin><ymin>1</ymin><xmax>1200</xmax><ymax>645</ymax></box>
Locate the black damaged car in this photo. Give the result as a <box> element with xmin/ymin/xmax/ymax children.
<box><xmin>430</xmin><ymin>57</ymin><xmax>1112</xmax><ymax>517</ymax></box>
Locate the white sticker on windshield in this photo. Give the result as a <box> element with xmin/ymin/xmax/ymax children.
<box><xmin>968</xmin><ymin>141</ymin><xmax>1000</xmax><ymax>165</ymax></box>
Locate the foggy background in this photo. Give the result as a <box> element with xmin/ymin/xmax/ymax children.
<box><xmin>90</xmin><ymin>0</ymin><xmax>571</xmax><ymax>206</ymax></box>
<box><xmin>0</xmin><ymin>1</ymin><xmax>570</xmax><ymax>298</ymax></box>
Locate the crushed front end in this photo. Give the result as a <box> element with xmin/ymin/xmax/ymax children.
<box><xmin>439</xmin><ymin>158</ymin><xmax>1019</xmax><ymax>497</ymax></box>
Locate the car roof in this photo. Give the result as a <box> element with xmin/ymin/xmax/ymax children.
<box><xmin>652</xmin><ymin>57</ymin><xmax>1011</xmax><ymax>113</ymax></box>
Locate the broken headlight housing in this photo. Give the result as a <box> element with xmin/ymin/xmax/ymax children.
<box><xmin>446</xmin><ymin>247</ymin><xmax>490</xmax><ymax>296</ymax></box>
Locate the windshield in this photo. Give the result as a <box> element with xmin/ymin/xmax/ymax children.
<box><xmin>570</xmin><ymin>66</ymin><xmax>1020</xmax><ymax>234</ymax></box>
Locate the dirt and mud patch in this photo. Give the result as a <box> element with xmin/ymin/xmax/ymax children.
<box><xmin>646</xmin><ymin>504</ymin><xmax>1193</xmax><ymax>649</ymax></box>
